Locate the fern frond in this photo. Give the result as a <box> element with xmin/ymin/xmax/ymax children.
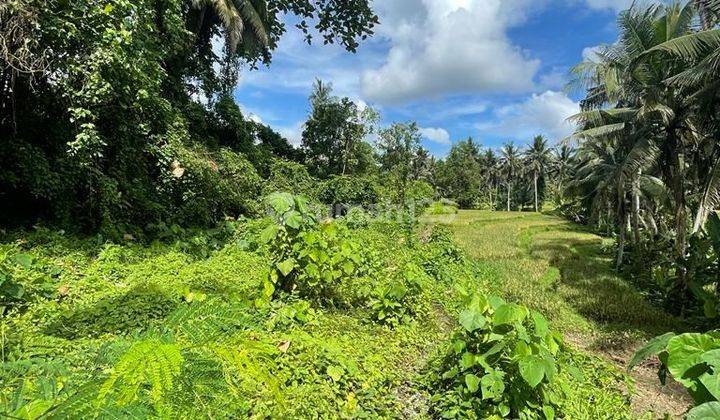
<box><xmin>98</xmin><ymin>340</ymin><xmax>184</xmax><ymax>406</ymax></box>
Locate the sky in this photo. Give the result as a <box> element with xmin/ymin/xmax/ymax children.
<box><xmin>232</xmin><ymin>0</ymin><xmax>636</xmax><ymax>157</ymax></box>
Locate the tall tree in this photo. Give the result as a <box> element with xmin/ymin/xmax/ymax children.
<box><xmin>377</xmin><ymin>122</ymin><xmax>421</xmax><ymax>205</ymax></box>
<box><xmin>301</xmin><ymin>80</ymin><xmax>378</xmax><ymax>178</ymax></box>
<box><xmin>525</xmin><ymin>135</ymin><xmax>552</xmax><ymax>212</ymax></box>
<box><xmin>500</xmin><ymin>142</ymin><xmax>522</xmax><ymax>211</ymax></box>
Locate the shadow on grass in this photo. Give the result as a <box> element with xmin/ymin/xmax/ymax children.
<box><xmin>45</xmin><ymin>284</ymin><xmax>178</xmax><ymax>339</ymax></box>
<box><xmin>530</xmin><ymin>234</ymin><xmax>684</xmax><ymax>345</ymax></box>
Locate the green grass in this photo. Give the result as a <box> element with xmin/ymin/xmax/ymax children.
<box><xmin>436</xmin><ymin>210</ymin><xmax>682</xmax><ymax>346</ymax></box>
<box><xmin>1</xmin><ymin>212</ymin><xmax>680</xmax><ymax>418</ymax></box>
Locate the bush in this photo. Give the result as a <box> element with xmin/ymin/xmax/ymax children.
<box><xmin>344</xmin><ymin>206</ymin><xmax>372</xmax><ymax>229</ymax></box>
<box><xmin>427</xmin><ymin>291</ymin><xmax>564</xmax><ymax>419</ymax></box>
<box><xmin>318</xmin><ymin>175</ymin><xmax>379</xmax><ymax>208</ymax></box>
<box><xmin>258</xmin><ymin>193</ymin><xmax>363</xmax><ymax>304</ymax></box>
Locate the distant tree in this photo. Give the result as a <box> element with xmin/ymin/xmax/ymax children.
<box><xmin>500</xmin><ymin>142</ymin><xmax>522</xmax><ymax>211</ymax></box>
<box><xmin>377</xmin><ymin>122</ymin><xmax>422</xmax><ymax>204</ymax></box>
<box><xmin>301</xmin><ymin>80</ymin><xmax>378</xmax><ymax>178</ymax></box>
<box><xmin>524</xmin><ymin>135</ymin><xmax>552</xmax><ymax>212</ymax></box>
<box><xmin>435</xmin><ymin>138</ymin><xmax>483</xmax><ymax>208</ymax></box>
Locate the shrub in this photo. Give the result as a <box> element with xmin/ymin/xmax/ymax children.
<box><xmin>258</xmin><ymin>192</ymin><xmax>363</xmax><ymax>304</ymax></box>
<box><xmin>344</xmin><ymin>207</ymin><xmax>371</xmax><ymax>229</ymax></box>
<box><xmin>318</xmin><ymin>175</ymin><xmax>379</xmax><ymax>208</ymax></box>
<box><xmin>368</xmin><ymin>263</ymin><xmax>424</xmax><ymax>327</ymax></box>
<box><xmin>427</xmin><ymin>292</ymin><xmax>563</xmax><ymax>419</ymax></box>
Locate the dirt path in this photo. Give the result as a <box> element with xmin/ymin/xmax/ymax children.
<box><xmin>436</xmin><ymin>210</ymin><xmax>693</xmax><ymax>418</ymax></box>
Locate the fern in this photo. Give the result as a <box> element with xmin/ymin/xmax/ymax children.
<box><xmin>163</xmin><ymin>298</ymin><xmax>255</xmax><ymax>343</ymax></box>
<box><xmin>98</xmin><ymin>340</ymin><xmax>184</xmax><ymax>406</ymax></box>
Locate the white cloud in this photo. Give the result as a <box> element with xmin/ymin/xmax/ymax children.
<box><xmin>582</xmin><ymin>45</ymin><xmax>605</xmax><ymax>62</ymax></box>
<box><xmin>360</xmin><ymin>0</ymin><xmax>542</xmax><ymax>103</ymax></box>
<box><xmin>277</xmin><ymin>121</ymin><xmax>305</xmax><ymax>147</ymax></box>
<box><xmin>419</xmin><ymin>127</ymin><xmax>451</xmax><ymax>145</ymax></box>
<box><xmin>477</xmin><ymin>91</ymin><xmax>580</xmax><ymax>141</ymax></box>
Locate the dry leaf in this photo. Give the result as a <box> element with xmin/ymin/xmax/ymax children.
<box><xmin>278</xmin><ymin>340</ymin><xmax>291</xmax><ymax>353</ymax></box>
<box><xmin>58</xmin><ymin>284</ymin><xmax>70</xmax><ymax>296</ymax></box>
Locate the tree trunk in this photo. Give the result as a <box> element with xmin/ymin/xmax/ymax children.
<box><xmin>506</xmin><ymin>183</ymin><xmax>511</xmax><ymax>211</ymax></box>
<box><xmin>616</xmin><ymin>200</ymin><xmax>627</xmax><ymax>269</ymax></box>
<box><xmin>533</xmin><ymin>171</ymin><xmax>539</xmax><ymax>212</ymax></box>
<box><xmin>663</xmin><ymin>131</ymin><xmax>688</xmax><ymax>311</ymax></box>
<box><xmin>632</xmin><ymin>172</ymin><xmax>641</xmax><ymax>245</ymax></box>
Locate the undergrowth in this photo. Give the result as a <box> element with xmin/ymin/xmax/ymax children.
<box><xmin>0</xmin><ymin>207</ymin><xmax>642</xmax><ymax>418</ymax></box>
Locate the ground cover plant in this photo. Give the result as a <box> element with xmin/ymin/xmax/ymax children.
<box><xmin>2</xmin><ymin>0</ymin><xmax>716</xmax><ymax>417</ymax></box>
<box><xmin>0</xmin><ymin>208</ymin><xmax>664</xmax><ymax>418</ymax></box>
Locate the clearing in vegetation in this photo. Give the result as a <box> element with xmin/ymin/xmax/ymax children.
<box><xmin>1</xmin><ymin>209</ymin><xmax>692</xmax><ymax>418</ymax></box>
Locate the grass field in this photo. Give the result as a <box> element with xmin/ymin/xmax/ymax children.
<box><xmin>425</xmin><ymin>210</ymin><xmax>691</xmax><ymax>416</ymax></box>
<box><xmin>1</xmin><ymin>211</ymin><xmax>691</xmax><ymax>418</ymax></box>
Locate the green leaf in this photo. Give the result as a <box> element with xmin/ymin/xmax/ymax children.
<box><xmin>666</xmin><ymin>333</ymin><xmax>720</xmax><ymax>385</ymax></box>
<box><xmin>464</xmin><ymin>373</ymin><xmax>480</xmax><ymax>393</ymax></box>
<box><xmin>276</xmin><ymin>259</ymin><xmax>296</xmax><ymax>276</ymax></box>
<box><xmin>284</xmin><ymin>210</ymin><xmax>303</xmax><ymax>229</ymax></box>
<box><xmin>687</xmin><ymin>402</ymin><xmax>720</xmax><ymax>420</ymax></box>
<box><xmin>628</xmin><ymin>332</ymin><xmax>676</xmax><ymax>370</ymax></box>
<box><xmin>542</xmin><ymin>405</ymin><xmax>555</xmax><ymax>420</ymax></box>
<box><xmin>460</xmin><ymin>352</ymin><xmax>475</xmax><ymax>370</ymax></box>
<box><xmin>519</xmin><ymin>355</ymin><xmax>546</xmax><ymax>388</ymax></box>
<box><xmin>327</xmin><ymin>365</ymin><xmax>344</xmax><ymax>382</ymax></box>
<box><xmin>266</xmin><ymin>192</ymin><xmax>294</xmax><ymax>214</ymax></box>
<box><xmin>480</xmin><ymin>371</ymin><xmax>505</xmax><ymax>400</ymax></box>
<box><xmin>259</xmin><ymin>225</ymin><xmax>279</xmax><ymax>243</ymax></box>
<box><xmin>13</xmin><ymin>253</ymin><xmax>32</xmax><ymax>268</ymax></box>
<box><xmin>493</xmin><ymin>303</ymin><xmax>528</xmax><ymax>326</ymax></box>
<box><xmin>459</xmin><ymin>307</ymin><xmax>486</xmax><ymax>332</ymax></box>
<box><xmin>532</xmin><ymin>311</ymin><xmax>549</xmax><ymax>337</ymax></box>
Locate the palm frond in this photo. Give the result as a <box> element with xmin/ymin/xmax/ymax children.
<box><xmin>693</xmin><ymin>158</ymin><xmax>720</xmax><ymax>232</ymax></box>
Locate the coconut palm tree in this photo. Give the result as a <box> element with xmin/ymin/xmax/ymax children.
<box><xmin>525</xmin><ymin>135</ymin><xmax>552</xmax><ymax>212</ymax></box>
<box><xmin>500</xmin><ymin>142</ymin><xmax>522</xmax><ymax>211</ymax></box>
<box><xmin>190</xmin><ymin>0</ymin><xmax>270</xmax><ymax>53</ymax></box>
<box><xmin>550</xmin><ymin>144</ymin><xmax>576</xmax><ymax>205</ymax></box>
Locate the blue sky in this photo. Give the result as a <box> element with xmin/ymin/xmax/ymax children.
<box><xmin>233</xmin><ymin>0</ymin><xmax>634</xmax><ymax>157</ymax></box>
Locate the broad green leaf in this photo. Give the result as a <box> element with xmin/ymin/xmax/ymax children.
<box><xmin>687</xmin><ymin>401</ymin><xmax>720</xmax><ymax>420</ymax></box>
<box><xmin>628</xmin><ymin>332</ymin><xmax>676</xmax><ymax>370</ymax></box>
<box><xmin>13</xmin><ymin>253</ymin><xmax>32</xmax><ymax>268</ymax></box>
<box><xmin>460</xmin><ymin>352</ymin><xmax>475</xmax><ymax>370</ymax></box>
<box><xmin>284</xmin><ymin>210</ymin><xmax>303</xmax><ymax>229</ymax></box>
<box><xmin>666</xmin><ymin>334</ymin><xmax>720</xmax><ymax>384</ymax></box>
<box><xmin>459</xmin><ymin>307</ymin><xmax>486</xmax><ymax>332</ymax></box>
<box><xmin>542</xmin><ymin>405</ymin><xmax>555</xmax><ymax>420</ymax></box>
<box><xmin>266</xmin><ymin>192</ymin><xmax>294</xmax><ymax>214</ymax></box>
<box><xmin>480</xmin><ymin>371</ymin><xmax>505</xmax><ymax>400</ymax></box>
<box><xmin>493</xmin><ymin>303</ymin><xmax>528</xmax><ymax>326</ymax></box>
<box><xmin>519</xmin><ymin>355</ymin><xmax>545</xmax><ymax>388</ymax></box>
<box><xmin>488</xmin><ymin>295</ymin><xmax>506</xmax><ymax>309</ymax></box>
<box><xmin>276</xmin><ymin>259</ymin><xmax>296</xmax><ymax>276</ymax></box>
<box><xmin>699</xmin><ymin>371</ymin><xmax>720</xmax><ymax>401</ymax></box>
<box><xmin>532</xmin><ymin>311</ymin><xmax>549</xmax><ymax>337</ymax></box>
<box><xmin>259</xmin><ymin>225</ymin><xmax>279</xmax><ymax>243</ymax></box>
<box><xmin>464</xmin><ymin>373</ymin><xmax>480</xmax><ymax>393</ymax></box>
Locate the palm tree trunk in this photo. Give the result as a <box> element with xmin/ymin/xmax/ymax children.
<box><xmin>664</xmin><ymin>132</ymin><xmax>688</xmax><ymax>309</ymax></box>
<box><xmin>533</xmin><ymin>171</ymin><xmax>538</xmax><ymax>212</ymax></box>
<box><xmin>507</xmin><ymin>182</ymin><xmax>511</xmax><ymax>211</ymax></box>
<box><xmin>632</xmin><ymin>172</ymin><xmax>641</xmax><ymax>245</ymax></box>
<box><xmin>616</xmin><ymin>199</ymin><xmax>627</xmax><ymax>269</ymax></box>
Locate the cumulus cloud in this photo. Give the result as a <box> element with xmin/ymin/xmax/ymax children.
<box><xmin>419</xmin><ymin>127</ymin><xmax>451</xmax><ymax>145</ymax></box>
<box><xmin>360</xmin><ymin>0</ymin><xmax>542</xmax><ymax>103</ymax></box>
<box><xmin>478</xmin><ymin>91</ymin><xmax>580</xmax><ymax>140</ymax></box>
